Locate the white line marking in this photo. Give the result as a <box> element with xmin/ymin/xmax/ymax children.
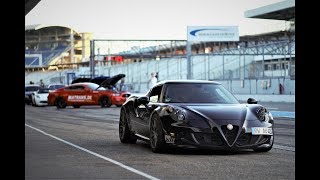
<box><xmin>25</xmin><ymin>123</ymin><xmax>160</xmax><ymax>180</ymax></box>
<box><xmin>135</xmin><ymin>134</ymin><xmax>150</xmax><ymax>140</ymax></box>
<box><xmin>273</xmin><ymin>144</ymin><xmax>295</xmax><ymax>152</ymax></box>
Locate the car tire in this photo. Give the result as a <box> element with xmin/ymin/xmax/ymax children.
<box><xmin>119</xmin><ymin>108</ymin><xmax>137</xmax><ymax>143</ymax></box>
<box><xmin>253</xmin><ymin>136</ymin><xmax>273</xmax><ymax>152</ymax></box>
<box><xmin>150</xmin><ymin>114</ymin><xmax>167</xmax><ymax>153</ymax></box>
<box><xmin>31</xmin><ymin>99</ymin><xmax>36</xmax><ymax>106</ymax></box>
<box><xmin>73</xmin><ymin>105</ymin><xmax>80</xmax><ymax>108</ymax></box>
<box><xmin>34</xmin><ymin>99</ymin><xmax>39</xmax><ymax>107</ymax></box>
<box><xmin>100</xmin><ymin>96</ymin><xmax>112</xmax><ymax>108</ymax></box>
<box><xmin>55</xmin><ymin>97</ymin><xmax>67</xmax><ymax>109</ymax></box>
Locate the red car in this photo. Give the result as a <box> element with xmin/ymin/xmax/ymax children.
<box><xmin>48</xmin><ymin>82</ymin><xmax>130</xmax><ymax>108</ymax></box>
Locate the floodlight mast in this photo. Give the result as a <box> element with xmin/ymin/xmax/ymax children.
<box><xmin>186</xmin><ymin>42</ymin><xmax>192</xmax><ymax>79</ymax></box>
<box><xmin>90</xmin><ymin>40</ymin><xmax>95</xmax><ymax>78</ymax></box>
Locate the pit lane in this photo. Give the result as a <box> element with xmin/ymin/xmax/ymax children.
<box><xmin>25</xmin><ymin>104</ymin><xmax>295</xmax><ymax>179</ymax></box>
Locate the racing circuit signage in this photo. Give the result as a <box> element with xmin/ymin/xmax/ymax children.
<box><xmin>187</xmin><ymin>26</ymin><xmax>239</xmax><ymax>42</ymax></box>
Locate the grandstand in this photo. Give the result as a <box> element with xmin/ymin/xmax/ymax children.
<box><xmin>25</xmin><ymin>24</ymin><xmax>92</xmax><ymax>70</ymax></box>
<box><xmin>243</xmin><ymin>0</ymin><xmax>295</xmax><ymax>79</ymax></box>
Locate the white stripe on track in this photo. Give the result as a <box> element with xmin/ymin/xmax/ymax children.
<box><xmin>25</xmin><ymin>123</ymin><xmax>160</xmax><ymax>180</ymax></box>
<box><xmin>273</xmin><ymin>144</ymin><xmax>295</xmax><ymax>152</ymax></box>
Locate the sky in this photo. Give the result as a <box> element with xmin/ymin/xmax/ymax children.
<box><xmin>25</xmin><ymin>0</ymin><xmax>287</xmax><ymax>40</ymax></box>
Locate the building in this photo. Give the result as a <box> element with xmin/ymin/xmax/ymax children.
<box><xmin>25</xmin><ymin>24</ymin><xmax>92</xmax><ymax>71</ymax></box>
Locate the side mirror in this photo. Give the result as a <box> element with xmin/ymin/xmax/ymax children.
<box><xmin>247</xmin><ymin>98</ymin><xmax>258</xmax><ymax>104</ymax></box>
<box><xmin>137</xmin><ymin>96</ymin><xmax>149</xmax><ymax>105</ymax></box>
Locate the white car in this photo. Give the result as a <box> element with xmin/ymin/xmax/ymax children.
<box><xmin>25</xmin><ymin>85</ymin><xmax>41</xmax><ymax>105</ymax></box>
<box><xmin>31</xmin><ymin>88</ymin><xmax>50</xmax><ymax>106</ymax></box>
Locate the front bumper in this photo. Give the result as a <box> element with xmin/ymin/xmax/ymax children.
<box><xmin>163</xmin><ymin>124</ymin><xmax>273</xmax><ymax>150</ymax></box>
<box><xmin>174</xmin><ymin>131</ymin><xmax>271</xmax><ymax>150</ymax></box>
<box><xmin>35</xmin><ymin>99</ymin><xmax>48</xmax><ymax>106</ymax></box>
<box><xmin>111</xmin><ymin>96</ymin><xmax>127</xmax><ymax>105</ymax></box>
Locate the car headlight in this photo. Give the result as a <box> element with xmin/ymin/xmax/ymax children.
<box><xmin>256</xmin><ymin>107</ymin><xmax>272</xmax><ymax>122</ymax></box>
<box><xmin>256</xmin><ymin>107</ymin><xmax>267</xmax><ymax>121</ymax></box>
<box><xmin>36</xmin><ymin>95</ymin><xmax>40</xmax><ymax>99</ymax></box>
<box><xmin>113</xmin><ymin>93</ymin><xmax>120</xmax><ymax>96</ymax></box>
<box><xmin>165</xmin><ymin>105</ymin><xmax>186</xmax><ymax>121</ymax></box>
<box><xmin>177</xmin><ymin>114</ymin><xmax>185</xmax><ymax>121</ymax></box>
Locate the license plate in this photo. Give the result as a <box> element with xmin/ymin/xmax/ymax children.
<box><xmin>251</xmin><ymin>127</ymin><xmax>273</xmax><ymax>135</ymax></box>
<box><xmin>164</xmin><ymin>135</ymin><xmax>175</xmax><ymax>143</ymax></box>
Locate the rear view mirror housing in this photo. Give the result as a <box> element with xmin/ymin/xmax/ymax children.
<box><xmin>247</xmin><ymin>98</ymin><xmax>258</xmax><ymax>104</ymax></box>
<box><xmin>137</xmin><ymin>96</ymin><xmax>149</xmax><ymax>105</ymax></box>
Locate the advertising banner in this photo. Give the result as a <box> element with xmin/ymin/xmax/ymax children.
<box><xmin>187</xmin><ymin>26</ymin><xmax>239</xmax><ymax>42</ymax></box>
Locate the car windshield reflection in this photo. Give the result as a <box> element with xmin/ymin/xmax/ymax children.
<box><xmin>163</xmin><ymin>83</ymin><xmax>239</xmax><ymax>104</ymax></box>
<box><xmin>38</xmin><ymin>88</ymin><xmax>50</xmax><ymax>94</ymax></box>
<box><xmin>48</xmin><ymin>85</ymin><xmax>65</xmax><ymax>90</ymax></box>
<box><xmin>25</xmin><ymin>86</ymin><xmax>40</xmax><ymax>92</ymax></box>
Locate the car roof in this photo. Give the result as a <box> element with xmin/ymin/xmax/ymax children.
<box><xmin>155</xmin><ymin>80</ymin><xmax>221</xmax><ymax>86</ymax></box>
<box><xmin>38</xmin><ymin>88</ymin><xmax>50</xmax><ymax>90</ymax></box>
<box><xmin>48</xmin><ymin>84</ymin><xmax>65</xmax><ymax>86</ymax></box>
<box><xmin>68</xmin><ymin>82</ymin><xmax>99</xmax><ymax>86</ymax></box>
<box><xmin>25</xmin><ymin>84</ymin><xmax>40</xmax><ymax>87</ymax></box>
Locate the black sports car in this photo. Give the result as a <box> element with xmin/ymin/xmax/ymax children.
<box><xmin>119</xmin><ymin>80</ymin><xmax>274</xmax><ymax>153</ymax></box>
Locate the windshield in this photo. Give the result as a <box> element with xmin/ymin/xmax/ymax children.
<box><xmin>86</xmin><ymin>83</ymin><xmax>106</xmax><ymax>90</ymax></box>
<box><xmin>48</xmin><ymin>85</ymin><xmax>65</xmax><ymax>90</ymax></box>
<box><xmin>163</xmin><ymin>83</ymin><xmax>239</xmax><ymax>104</ymax></box>
<box><xmin>25</xmin><ymin>86</ymin><xmax>40</xmax><ymax>92</ymax></box>
<box><xmin>38</xmin><ymin>88</ymin><xmax>50</xmax><ymax>94</ymax></box>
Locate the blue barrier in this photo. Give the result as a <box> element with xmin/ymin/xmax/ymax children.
<box><xmin>270</xmin><ymin>111</ymin><xmax>295</xmax><ymax>119</ymax></box>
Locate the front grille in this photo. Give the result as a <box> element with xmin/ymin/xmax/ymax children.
<box><xmin>221</xmin><ymin>125</ymin><xmax>239</xmax><ymax>145</ymax></box>
<box><xmin>257</xmin><ymin>135</ymin><xmax>269</xmax><ymax>144</ymax></box>
<box><xmin>236</xmin><ymin>131</ymin><xmax>260</xmax><ymax>146</ymax></box>
<box><xmin>193</xmin><ymin>127</ymin><xmax>223</xmax><ymax>146</ymax></box>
